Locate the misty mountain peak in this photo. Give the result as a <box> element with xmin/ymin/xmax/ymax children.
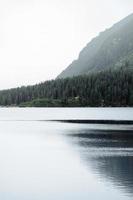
<box><xmin>57</xmin><ymin>13</ymin><xmax>133</xmax><ymax>79</ymax></box>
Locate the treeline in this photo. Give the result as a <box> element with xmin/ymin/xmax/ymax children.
<box><xmin>0</xmin><ymin>68</ymin><xmax>133</xmax><ymax>107</ymax></box>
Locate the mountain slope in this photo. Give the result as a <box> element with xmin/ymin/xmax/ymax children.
<box><xmin>0</xmin><ymin>68</ymin><xmax>132</xmax><ymax>106</ymax></box>
<box><xmin>57</xmin><ymin>13</ymin><xmax>133</xmax><ymax>79</ymax></box>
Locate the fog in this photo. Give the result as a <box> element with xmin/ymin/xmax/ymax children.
<box><xmin>0</xmin><ymin>0</ymin><xmax>132</xmax><ymax>89</ymax></box>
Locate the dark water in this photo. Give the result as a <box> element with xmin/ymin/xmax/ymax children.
<box><xmin>0</xmin><ymin>108</ymin><xmax>133</xmax><ymax>200</ymax></box>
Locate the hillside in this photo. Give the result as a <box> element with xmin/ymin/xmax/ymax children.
<box><xmin>57</xmin><ymin>13</ymin><xmax>133</xmax><ymax>78</ymax></box>
<box><xmin>0</xmin><ymin>68</ymin><xmax>132</xmax><ymax>107</ymax></box>
<box><xmin>0</xmin><ymin>14</ymin><xmax>133</xmax><ymax>107</ymax></box>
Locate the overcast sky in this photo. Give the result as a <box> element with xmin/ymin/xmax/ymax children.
<box><xmin>0</xmin><ymin>0</ymin><xmax>133</xmax><ymax>89</ymax></box>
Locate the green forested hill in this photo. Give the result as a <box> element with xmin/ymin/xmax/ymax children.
<box><xmin>0</xmin><ymin>68</ymin><xmax>132</xmax><ymax>107</ymax></box>
<box><xmin>57</xmin><ymin>13</ymin><xmax>133</xmax><ymax>79</ymax></box>
<box><xmin>0</xmin><ymin>15</ymin><xmax>133</xmax><ymax>107</ymax></box>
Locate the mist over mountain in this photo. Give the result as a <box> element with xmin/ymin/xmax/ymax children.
<box><xmin>0</xmin><ymin>14</ymin><xmax>133</xmax><ymax>107</ymax></box>
<box><xmin>57</xmin><ymin>13</ymin><xmax>133</xmax><ymax>78</ymax></box>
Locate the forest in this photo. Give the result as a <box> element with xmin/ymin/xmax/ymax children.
<box><xmin>0</xmin><ymin>67</ymin><xmax>132</xmax><ymax>107</ymax></box>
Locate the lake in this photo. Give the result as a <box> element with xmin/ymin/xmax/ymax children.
<box><xmin>0</xmin><ymin>108</ymin><xmax>133</xmax><ymax>200</ymax></box>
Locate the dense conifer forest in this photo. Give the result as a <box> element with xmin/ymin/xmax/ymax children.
<box><xmin>0</xmin><ymin>67</ymin><xmax>132</xmax><ymax>107</ymax></box>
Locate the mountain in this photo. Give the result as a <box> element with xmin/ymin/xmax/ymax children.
<box><xmin>57</xmin><ymin>13</ymin><xmax>133</xmax><ymax>79</ymax></box>
<box><xmin>0</xmin><ymin>14</ymin><xmax>133</xmax><ymax>107</ymax></box>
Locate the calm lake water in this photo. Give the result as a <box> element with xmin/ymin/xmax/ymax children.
<box><xmin>0</xmin><ymin>108</ymin><xmax>133</xmax><ymax>200</ymax></box>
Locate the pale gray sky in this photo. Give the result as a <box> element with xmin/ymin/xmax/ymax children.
<box><xmin>0</xmin><ymin>0</ymin><xmax>133</xmax><ymax>89</ymax></box>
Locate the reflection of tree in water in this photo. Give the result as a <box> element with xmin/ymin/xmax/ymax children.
<box><xmin>67</xmin><ymin>128</ymin><xmax>133</xmax><ymax>195</ymax></box>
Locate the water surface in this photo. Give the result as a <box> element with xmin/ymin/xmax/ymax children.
<box><xmin>0</xmin><ymin>108</ymin><xmax>133</xmax><ymax>200</ymax></box>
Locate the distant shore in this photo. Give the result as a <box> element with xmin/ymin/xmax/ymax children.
<box><xmin>49</xmin><ymin>119</ymin><xmax>133</xmax><ymax>125</ymax></box>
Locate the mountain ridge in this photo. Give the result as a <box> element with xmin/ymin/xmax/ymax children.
<box><xmin>57</xmin><ymin>13</ymin><xmax>133</xmax><ymax>79</ymax></box>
